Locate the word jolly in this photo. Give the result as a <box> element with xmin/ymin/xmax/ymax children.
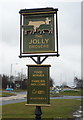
<box><xmin>29</xmin><ymin>39</ymin><xmax>49</xmax><ymax>44</ymax></box>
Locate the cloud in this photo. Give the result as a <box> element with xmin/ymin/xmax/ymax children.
<box><xmin>0</xmin><ymin>1</ymin><xmax>81</xmax><ymax>86</ymax></box>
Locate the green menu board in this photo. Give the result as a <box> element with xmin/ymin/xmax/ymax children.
<box><xmin>26</xmin><ymin>65</ymin><xmax>51</xmax><ymax>106</ymax></box>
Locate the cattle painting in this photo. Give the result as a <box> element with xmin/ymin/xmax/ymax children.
<box><xmin>24</xmin><ymin>17</ymin><xmax>52</xmax><ymax>34</ymax></box>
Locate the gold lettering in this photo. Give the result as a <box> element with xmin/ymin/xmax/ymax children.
<box><xmin>29</xmin><ymin>45</ymin><xmax>49</xmax><ymax>49</ymax></box>
<box><xmin>31</xmin><ymin>83</ymin><xmax>36</xmax><ymax>86</ymax></box>
<box><xmin>35</xmin><ymin>35</ymin><xmax>43</xmax><ymax>38</ymax></box>
<box><xmin>41</xmin><ymin>39</ymin><xmax>45</xmax><ymax>44</ymax></box>
<box><xmin>34</xmin><ymin>71</ymin><xmax>43</xmax><ymax>74</ymax></box>
<box><xmin>33</xmin><ymin>39</ymin><xmax>37</xmax><ymax>44</ymax></box>
<box><xmin>31</xmin><ymin>89</ymin><xmax>45</xmax><ymax>94</ymax></box>
<box><xmin>29</xmin><ymin>39</ymin><xmax>49</xmax><ymax>45</ymax></box>
<box><xmin>38</xmin><ymin>90</ymin><xmax>45</xmax><ymax>94</ymax></box>
<box><xmin>32</xmin><ymin>89</ymin><xmax>37</xmax><ymax>94</ymax></box>
<box><xmin>31</xmin><ymin>80</ymin><xmax>45</xmax><ymax>83</ymax></box>
<box><xmin>29</xmin><ymin>39</ymin><xmax>32</xmax><ymax>44</ymax></box>
<box><xmin>30</xmin><ymin>97</ymin><xmax>47</xmax><ymax>100</ymax></box>
<box><xmin>32</xmin><ymin>74</ymin><xmax>44</xmax><ymax>77</ymax></box>
<box><xmin>45</xmin><ymin>39</ymin><xmax>49</xmax><ymax>44</ymax></box>
<box><xmin>31</xmin><ymin>83</ymin><xmax>46</xmax><ymax>86</ymax></box>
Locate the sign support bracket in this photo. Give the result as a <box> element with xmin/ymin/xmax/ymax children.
<box><xmin>30</xmin><ymin>56</ymin><xmax>48</xmax><ymax>64</ymax></box>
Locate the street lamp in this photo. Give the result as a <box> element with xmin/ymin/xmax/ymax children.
<box><xmin>10</xmin><ymin>63</ymin><xmax>18</xmax><ymax>88</ymax></box>
<box><xmin>10</xmin><ymin>63</ymin><xmax>18</xmax><ymax>76</ymax></box>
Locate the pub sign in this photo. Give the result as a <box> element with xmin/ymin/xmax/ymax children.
<box><xmin>26</xmin><ymin>65</ymin><xmax>51</xmax><ymax>106</ymax></box>
<box><xmin>19</xmin><ymin>8</ymin><xmax>58</xmax><ymax>56</ymax></box>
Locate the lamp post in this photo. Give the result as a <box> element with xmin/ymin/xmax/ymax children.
<box><xmin>10</xmin><ymin>63</ymin><xmax>18</xmax><ymax>76</ymax></box>
<box><xmin>10</xmin><ymin>63</ymin><xmax>18</xmax><ymax>88</ymax></box>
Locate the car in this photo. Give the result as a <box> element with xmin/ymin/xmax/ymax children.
<box><xmin>6</xmin><ymin>88</ymin><xmax>14</xmax><ymax>91</ymax></box>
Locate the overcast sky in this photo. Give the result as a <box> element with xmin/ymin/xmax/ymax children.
<box><xmin>0</xmin><ymin>0</ymin><xmax>81</xmax><ymax>86</ymax></box>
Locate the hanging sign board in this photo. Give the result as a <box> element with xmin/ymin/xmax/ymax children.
<box><xmin>23</xmin><ymin>14</ymin><xmax>55</xmax><ymax>53</ymax></box>
<box><xmin>19</xmin><ymin>8</ymin><xmax>58</xmax><ymax>56</ymax></box>
<box><xmin>26</xmin><ymin>65</ymin><xmax>51</xmax><ymax>106</ymax></box>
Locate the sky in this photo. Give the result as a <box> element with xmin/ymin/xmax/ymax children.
<box><xmin>0</xmin><ymin>0</ymin><xmax>82</xmax><ymax>86</ymax></box>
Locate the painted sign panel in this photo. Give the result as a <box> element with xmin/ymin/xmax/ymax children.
<box><xmin>23</xmin><ymin>14</ymin><xmax>55</xmax><ymax>53</ymax></box>
<box><xmin>27</xmin><ymin>65</ymin><xmax>51</xmax><ymax>105</ymax></box>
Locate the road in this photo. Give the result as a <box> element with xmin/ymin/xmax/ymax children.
<box><xmin>0</xmin><ymin>91</ymin><xmax>27</xmax><ymax>105</ymax></box>
<box><xmin>1</xmin><ymin>91</ymin><xmax>83</xmax><ymax>118</ymax></box>
<box><xmin>0</xmin><ymin>91</ymin><xmax>82</xmax><ymax>105</ymax></box>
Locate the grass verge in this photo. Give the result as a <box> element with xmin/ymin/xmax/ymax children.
<box><xmin>50</xmin><ymin>89</ymin><xmax>82</xmax><ymax>97</ymax></box>
<box><xmin>1</xmin><ymin>92</ymin><xmax>16</xmax><ymax>97</ymax></box>
<box><xmin>2</xmin><ymin>99</ymin><xmax>81</xmax><ymax>118</ymax></box>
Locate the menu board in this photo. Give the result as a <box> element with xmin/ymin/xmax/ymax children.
<box><xmin>26</xmin><ymin>65</ymin><xmax>51</xmax><ymax>106</ymax></box>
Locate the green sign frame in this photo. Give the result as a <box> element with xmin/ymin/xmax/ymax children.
<box><xmin>26</xmin><ymin>65</ymin><xmax>51</xmax><ymax>106</ymax></box>
<box><xmin>19</xmin><ymin>8</ymin><xmax>59</xmax><ymax>57</ymax></box>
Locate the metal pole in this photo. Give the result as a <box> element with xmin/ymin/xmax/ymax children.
<box><xmin>35</xmin><ymin>56</ymin><xmax>42</xmax><ymax>120</ymax></box>
<box><xmin>10</xmin><ymin>63</ymin><xmax>18</xmax><ymax>88</ymax></box>
<box><xmin>35</xmin><ymin>106</ymin><xmax>42</xmax><ymax>120</ymax></box>
<box><xmin>20</xmin><ymin>14</ymin><xmax>22</xmax><ymax>57</ymax></box>
<box><xmin>10</xmin><ymin>64</ymin><xmax>12</xmax><ymax>88</ymax></box>
<box><xmin>37</xmin><ymin>56</ymin><xmax>41</xmax><ymax>64</ymax></box>
<box><xmin>56</xmin><ymin>11</ymin><xmax>59</xmax><ymax>56</ymax></box>
<box><xmin>11</xmin><ymin>64</ymin><xmax>12</xmax><ymax>76</ymax></box>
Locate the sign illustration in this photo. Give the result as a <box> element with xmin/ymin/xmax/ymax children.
<box><xmin>24</xmin><ymin>17</ymin><xmax>52</xmax><ymax>35</ymax></box>
<box><xmin>23</xmin><ymin>14</ymin><xmax>55</xmax><ymax>54</ymax></box>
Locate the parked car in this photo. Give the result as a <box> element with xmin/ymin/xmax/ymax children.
<box><xmin>6</xmin><ymin>88</ymin><xmax>14</xmax><ymax>91</ymax></box>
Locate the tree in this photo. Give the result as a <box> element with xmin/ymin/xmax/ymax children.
<box><xmin>0</xmin><ymin>74</ymin><xmax>2</xmax><ymax>88</ymax></box>
<box><xmin>21</xmin><ymin>79</ymin><xmax>27</xmax><ymax>89</ymax></box>
<box><xmin>49</xmin><ymin>77</ymin><xmax>55</xmax><ymax>87</ymax></box>
<box><xmin>2</xmin><ymin>74</ymin><xmax>9</xmax><ymax>89</ymax></box>
<box><xmin>61</xmin><ymin>82</ymin><xmax>67</xmax><ymax>88</ymax></box>
<box><xmin>74</xmin><ymin>77</ymin><xmax>83</xmax><ymax>88</ymax></box>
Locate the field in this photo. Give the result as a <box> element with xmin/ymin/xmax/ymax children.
<box><xmin>2</xmin><ymin>99</ymin><xmax>81</xmax><ymax>119</ymax></box>
<box><xmin>50</xmin><ymin>89</ymin><xmax>82</xmax><ymax>97</ymax></box>
<box><xmin>1</xmin><ymin>89</ymin><xmax>82</xmax><ymax>97</ymax></box>
<box><xmin>1</xmin><ymin>92</ymin><xmax>16</xmax><ymax>97</ymax></box>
